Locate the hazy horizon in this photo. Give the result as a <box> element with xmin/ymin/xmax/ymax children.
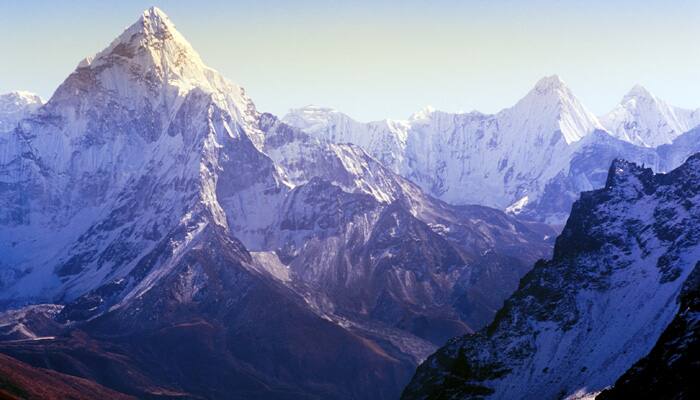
<box><xmin>2</xmin><ymin>0</ymin><xmax>700</xmax><ymax>121</ymax></box>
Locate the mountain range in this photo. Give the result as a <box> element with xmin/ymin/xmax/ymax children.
<box><xmin>283</xmin><ymin>77</ymin><xmax>700</xmax><ymax>225</ymax></box>
<box><xmin>0</xmin><ymin>7</ymin><xmax>553</xmax><ymax>399</ymax></box>
<box><xmin>0</xmin><ymin>6</ymin><xmax>697</xmax><ymax>400</ymax></box>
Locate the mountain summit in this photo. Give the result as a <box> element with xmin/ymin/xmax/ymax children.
<box><xmin>601</xmin><ymin>84</ymin><xmax>700</xmax><ymax>147</ymax></box>
<box><xmin>47</xmin><ymin>6</ymin><xmax>263</xmax><ymax>149</ymax></box>
<box><xmin>84</xmin><ymin>6</ymin><xmax>207</xmax><ymax>88</ymax></box>
<box><xmin>89</xmin><ymin>6</ymin><xmax>202</xmax><ymax>68</ymax></box>
<box><xmin>623</xmin><ymin>84</ymin><xmax>654</xmax><ymax>100</ymax></box>
<box><xmin>506</xmin><ymin>74</ymin><xmax>602</xmax><ymax>145</ymax></box>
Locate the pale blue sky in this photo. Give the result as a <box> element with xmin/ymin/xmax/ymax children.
<box><xmin>1</xmin><ymin>0</ymin><xmax>699</xmax><ymax>120</ymax></box>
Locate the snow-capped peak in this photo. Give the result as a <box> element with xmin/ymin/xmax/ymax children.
<box><xmin>282</xmin><ymin>75</ymin><xmax>609</xmax><ymax>212</ymax></box>
<box><xmin>623</xmin><ymin>84</ymin><xmax>654</xmax><ymax>101</ymax></box>
<box><xmin>601</xmin><ymin>84</ymin><xmax>700</xmax><ymax>147</ymax></box>
<box><xmin>0</xmin><ymin>91</ymin><xmax>43</xmax><ymax>132</ymax></box>
<box><xmin>502</xmin><ymin>75</ymin><xmax>603</xmax><ymax>145</ymax></box>
<box><xmin>89</xmin><ymin>6</ymin><xmax>204</xmax><ymax>71</ymax></box>
<box><xmin>532</xmin><ymin>74</ymin><xmax>567</xmax><ymax>93</ymax></box>
<box><xmin>0</xmin><ymin>7</ymin><xmax>280</xmax><ymax>304</ymax></box>
<box><xmin>520</xmin><ymin>75</ymin><xmax>580</xmax><ymax>108</ymax></box>
<box><xmin>43</xmin><ymin>7</ymin><xmax>263</xmax><ymax>148</ymax></box>
<box><xmin>141</xmin><ymin>6</ymin><xmax>176</xmax><ymax>33</ymax></box>
<box><xmin>0</xmin><ymin>91</ymin><xmax>43</xmax><ymax>112</ymax></box>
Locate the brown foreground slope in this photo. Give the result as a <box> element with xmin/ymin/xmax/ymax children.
<box><xmin>0</xmin><ymin>352</ymin><xmax>133</xmax><ymax>400</ymax></box>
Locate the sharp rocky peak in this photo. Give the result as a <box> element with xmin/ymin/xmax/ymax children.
<box><xmin>506</xmin><ymin>75</ymin><xmax>603</xmax><ymax>144</ymax></box>
<box><xmin>45</xmin><ymin>6</ymin><xmax>259</xmax><ymax>146</ymax></box>
<box><xmin>519</xmin><ymin>75</ymin><xmax>581</xmax><ymax>107</ymax></box>
<box><xmin>604</xmin><ymin>158</ymin><xmax>654</xmax><ymax>191</ymax></box>
<box><xmin>84</xmin><ymin>6</ymin><xmax>203</xmax><ymax>70</ymax></box>
<box><xmin>139</xmin><ymin>6</ymin><xmax>177</xmax><ymax>36</ymax></box>
<box><xmin>532</xmin><ymin>74</ymin><xmax>567</xmax><ymax>93</ymax></box>
<box><xmin>623</xmin><ymin>84</ymin><xmax>655</xmax><ymax>102</ymax></box>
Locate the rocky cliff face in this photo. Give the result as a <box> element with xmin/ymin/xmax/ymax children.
<box><xmin>402</xmin><ymin>154</ymin><xmax>700</xmax><ymax>399</ymax></box>
<box><xmin>596</xmin><ymin>261</ymin><xmax>700</xmax><ymax>400</ymax></box>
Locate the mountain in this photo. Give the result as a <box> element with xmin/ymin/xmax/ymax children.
<box><xmin>260</xmin><ymin>113</ymin><xmax>555</xmax><ymax>342</ymax></box>
<box><xmin>2</xmin><ymin>223</ymin><xmax>414</xmax><ymax>400</ymax></box>
<box><xmin>3</xmin><ymin>5</ymin><xmax>697</xmax><ymax>399</ymax></box>
<box><xmin>0</xmin><ymin>91</ymin><xmax>42</xmax><ymax>133</ymax></box>
<box><xmin>0</xmin><ymin>7</ymin><xmax>408</xmax><ymax>398</ymax></box>
<box><xmin>284</xmin><ymin>76</ymin><xmax>604</xmax><ymax>219</ymax></box>
<box><xmin>0</xmin><ymin>7</ymin><xmax>554</xmax><ymax>399</ymax></box>
<box><xmin>402</xmin><ymin>154</ymin><xmax>700</xmax><ymax>399</ymax></box>
<box><xmin>283</xmin><ymin>80</ymin><xmax>700</xmax><ymax>225</ymax></box>
<box><xmin>0</xmin><ymin>6</ymin><xmax>282</xmax><ymax>305</ymax></box>
<box><xmin>601</xmin><ymin>85</ymin><xmax>700</xmax><ymax>148</ymax></box>
<box><xmin>597</xmin><ymin>261</ymin><xmax>700</xmax><ymax>399</ymax></box>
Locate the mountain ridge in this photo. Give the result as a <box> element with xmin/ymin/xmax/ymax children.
<box><xmin>282</xmin><ymin>79</ymin><xmax>700</xmax><ymax>224</ymax></box>
<box><xmin>402</xmin><ymin>153</ymin><xmax>700</xmax><ymax>399</ymax></box>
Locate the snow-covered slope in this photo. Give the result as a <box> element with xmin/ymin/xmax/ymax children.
<box><xmin>402</xmin><ymin>154</ymin><xmax>700</xmax><ymax>399</ymax></box>
<box><xmin>260</xmin><ymin>112</ymin><xmax>414</xmax><ymax>206</ymax></box>
<box><xmin>597</xmin><ymin>261</ymin><xmax>700</xmax><ymax>399</ymax></box>
<box><xmin>601</xmin><ymin>85</ymin><xmax>700</xmax><ymax>147</ymax></box>
<box><xmin>0</xmin><ymin>91</ymin><xmax>42</xmax><ymax>133</ymax></box>
<box><xmin>519</xmin><ymin>131</ymin><xmax>660</xmax><ymax>224</ymax></box>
